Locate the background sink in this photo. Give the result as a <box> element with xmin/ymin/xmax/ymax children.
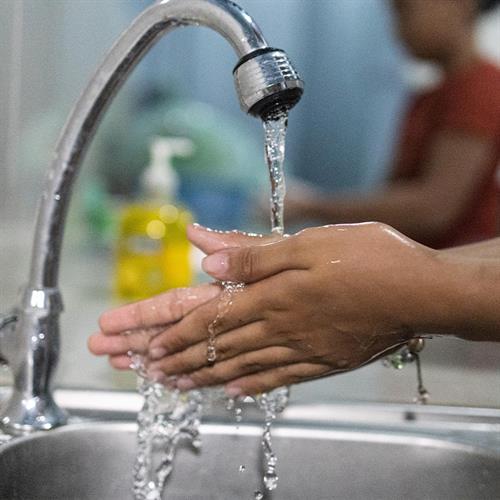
<box><xmin>1</xmin><ymin>420</ymin><xmax>500</xmax><ymax>499</ymax></box>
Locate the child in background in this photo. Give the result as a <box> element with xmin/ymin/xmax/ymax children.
<box><xmin>286</xmin><ymin>0</ymin><xmax>500</xmax><ymax>248</ymax></box>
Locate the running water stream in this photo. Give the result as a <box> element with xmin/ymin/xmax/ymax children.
<box><xmin>264</xmin><ymin>113</ymin><xmax>288</xmax><ymax>235</ymax></box>
<box><xmin>127</xmin><ymin>111</ymin><xmax>290</xmax><ymax>500</ymax></box>
<box><xmin>253</xmin><ymin>112</ymin><xmax>290</xmax><ymax>498</ymax></box>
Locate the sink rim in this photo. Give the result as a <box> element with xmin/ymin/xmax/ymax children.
<box><xmin>2</xmin><ymin>387</ymin><xmax>500</xmax><ymax>454</ymax></box>
<box><xmin>3</xmin><ymin>386</ymin><xmax>500</xmax><ymax>424</ymax></box>
<box><xmin>2</xmin><ymin>419</ymin><xmax>500</xmax><ymax>462</ymax></box>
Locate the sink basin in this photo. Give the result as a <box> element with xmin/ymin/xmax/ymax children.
<box><xmin>1</xmin><ymin>419</ymin><xmax>500</xmax><ymax>499</ymax></box>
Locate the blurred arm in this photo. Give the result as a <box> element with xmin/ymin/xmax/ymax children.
<box><xmin>296</xmin><ymin>130</ymin><xmax>496</xmax><ymax>242</ymax></box>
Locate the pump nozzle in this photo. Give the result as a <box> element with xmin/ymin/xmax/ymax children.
<box><xmin>142</xmin><ymin>136</ymin><xmax>194</xmax><ymax>199</ymax></box>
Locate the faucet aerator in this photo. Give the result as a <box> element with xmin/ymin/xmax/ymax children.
<box><xmin>233</xmin><ymin>48</ymin><xmax>304</xmax><ymax>120</ymax></box>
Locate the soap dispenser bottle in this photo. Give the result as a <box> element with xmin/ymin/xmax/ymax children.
<box><xmin>115</xmin><ymin>136</ymin><xmax>194</xmax><ymax>302</ymax></box>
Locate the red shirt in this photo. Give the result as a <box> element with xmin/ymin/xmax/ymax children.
<box><xmin>392</xmin><ymin>58</ymin><xmax>500</xmax><ymax>248</ymax></box>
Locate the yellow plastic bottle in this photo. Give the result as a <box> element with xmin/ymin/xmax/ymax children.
<box><xmin>115</xmin><ymin>137</ymin><xmax>194</xmax><ymax>302</ymax></box>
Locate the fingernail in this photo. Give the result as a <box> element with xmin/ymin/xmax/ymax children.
<box><xmin>176</xmin><ymin>376</ymin><xmax>196</xmax><ymax>391</ymax></box>
<box><xmin>147</xmin><ymin>370</ymin><xmax>166</xmax><ymax>384</ymax></box>
<box><xmin>225</xmin><ymin>386</ymin><xmax>243</xmax><ymax>398</ymax></box>
<box><xmin>202</xmin><ymin>253</ymin><xmax>229</xmax><ymax>275</ymax></box>
<box><xmin>149</xmin><ymin>347</ymin><xmax>167</xmax><ymax>360</ymax></box>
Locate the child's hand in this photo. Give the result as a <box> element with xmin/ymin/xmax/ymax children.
<box><xmin>88</xmin><ymin>284</ymin><xmax>221</xmax><ymax>369</ymax></box>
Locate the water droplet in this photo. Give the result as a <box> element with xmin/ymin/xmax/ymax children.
<box><xmin>254</xmin><ymin>492</ymin><xmax>264</xmax><ymax>500</ymax></box>
<box><xmin>206</xmin><ymin>282</ymin><xmax>244</xmax><ymax>363</ymax></box>
<box><xmin>415</xmin><ymin>389</ymin><xmax>429</xmax><ymax>405</ymax></box>
<box><xmin>207</xmin><ymin>345</ymin><xmax>217</xmax><ymax>363</ymax></box>
<box><xmin>235</xmin><ymin>407</ymin><xmax>242</xmax><ymax>423</ymax></box>
<box><xmin>264</xmin><ymin>472</ymin><xmax>279</xmax><ymax>490</ymax></box>
<box><xmin>239</xmin><ymin>465</ymin><xmax>246</xmax><ymax>472</ymax></box>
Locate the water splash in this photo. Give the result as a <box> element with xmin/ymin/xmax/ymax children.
<box><xmin>256</xmin><ymin>387</ymin><xmax>289</xmax><ymax>491</ymax></box>
<box><xmin>384</xmin><ymin>342</ymin><xmax>430</xmax><ymax>405</ymax></box>
<box><xmin>125</xmin><ymin>334</ymin><xmax>204</xmax><ymax>500</ymax></box>
<box><xmin>413</xmin><ymin>352</ymin><xmax>429</xmax><ymax>404</ymax></box>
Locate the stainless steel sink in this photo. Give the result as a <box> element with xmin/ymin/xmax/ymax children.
<box><xmin>1</xmin><ymin>408</ymin><xmax>500</xmax><ymax>500</ymax></box>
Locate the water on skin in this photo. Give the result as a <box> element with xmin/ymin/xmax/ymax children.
<box><xmin>207</xmin><ymin>281</ymin><xmax>245</xmax><ymax>363</ymax></box>
<box><xmin>127</xmin><ymin>111</ymin><xmax>290</xmax><ymax>499</ymax></box>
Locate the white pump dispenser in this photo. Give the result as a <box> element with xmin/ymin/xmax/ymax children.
<box><xmin>115</xmin><ymin>135</ymin><xmax>195</xmax><ymax>301</ymax></box>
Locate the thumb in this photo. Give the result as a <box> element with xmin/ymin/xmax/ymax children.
<box><xmin>187</xmin><ymin>224</ymin><xmax>279</xmax><ymax>255</ymax></box>
<box><xmin>201</xmin><ymin>237</ymin><xmax>306</xmax><ymax>283</ymax></box>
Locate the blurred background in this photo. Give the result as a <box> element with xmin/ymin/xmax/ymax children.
<box><xmin>1</xmin><ymin>0</ymin><xmax>500</xmax><ymax>407</ymax></box>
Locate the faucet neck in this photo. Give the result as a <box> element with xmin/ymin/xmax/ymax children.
<box><xmin>5</xmin><ymin>0</ymin><xmax>302</xmax><ymax>434</ymax></box>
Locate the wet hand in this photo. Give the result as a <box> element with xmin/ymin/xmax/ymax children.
<box><xmin>88</xmin><ymin>284</ymin><xmax>221</xmax><ymax>369</ymax></box>
<box><xmin>147</xmin><ymin>223</ymin><xmax>438</xmax><ymax>395</ymax></box>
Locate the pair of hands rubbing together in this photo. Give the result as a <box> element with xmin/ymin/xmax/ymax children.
<box><xmin>88</xmin><ymin>223</ymin><xmax>500</xmax><ymax>396</ymax></box>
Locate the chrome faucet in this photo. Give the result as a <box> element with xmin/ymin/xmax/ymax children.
<box><xmin>0</xmin><ymin>0</ymin><xmax>303</xmax><ymax>434</ymax></box>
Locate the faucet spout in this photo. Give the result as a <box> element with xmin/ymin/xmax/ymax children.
<box><xmin>1</xmin><ymin>0</ymin><xmax>303</xmax><ymax>434</ymax></box>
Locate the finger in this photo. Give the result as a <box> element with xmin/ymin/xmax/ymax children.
<box><xmin>87</xmin><ymin>330</ymin><xmax>152</xmax><ymax>356</ymax></box>
<box><xmin>166</xmin><ymin>346</ymin><xmax>299</xmax><ymax>391</ymax></box>
<box><xmin>201</xmin><ymin>236</ymin><xmax>308</xmax><ymax>283</ymax></box>
<box><xmin>187</xmin><ymin>223</ymin><xmax>279</xmax><ymax>255</ymax></box>
<box><xmin>109</xmin><ymin>354</ymin><xmax>134</xmax><ymax>370</ymax></box>
<box><xmin>147</xmin><ymin>320</ymin><xmax>283</xmax><ymax>376</ymax></box>
<box><xmin>224</xmin><ymin>363</ymin><xmax>331</xmax><ymax>396</ymax></box>
<box><xmin>148</xmin><ymin>278</ymin><xmax>274</xmax><ymax>356</ymax></box>
<box><xmin>98</xmin><ymin>283</ymin><xmax>221</xmax><ymax>334</ymax></box>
